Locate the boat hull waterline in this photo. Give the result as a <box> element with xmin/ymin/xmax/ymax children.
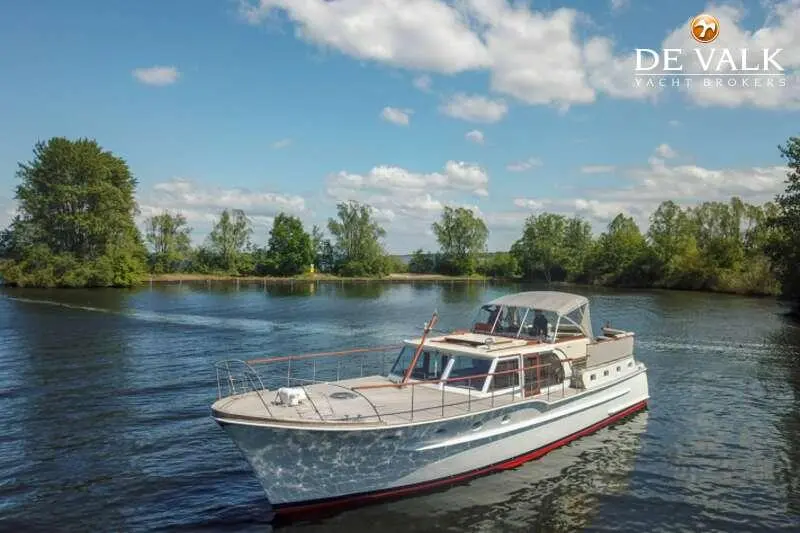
<box><xmin>213</xmin><ymin>369</ymin><xmax>649</xmax><ymax>515</ymax></box>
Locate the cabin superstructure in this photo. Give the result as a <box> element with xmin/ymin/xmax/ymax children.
<box><xmin>212</xmin><ymin>291</ymin><xmax>641</xmax><ymax>427</ymax></box>
<box><xmin>387</xmin><ymin>290</ymin><xmax>635</xmax><ymax>397</ymax></box>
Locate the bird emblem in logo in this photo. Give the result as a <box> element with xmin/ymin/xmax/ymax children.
<box><xmin>691</xmin><ymin>13</ymin><xmax>719</xmax><ymax>43</ymax></box>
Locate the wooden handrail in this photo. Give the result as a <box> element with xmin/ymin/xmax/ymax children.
<box><xmin>246</xmin><ymin>344</ymin><xmax>402</xmax><ymax>365</ymax></box>
<box><xmin>401</xmin><ymin>310</ymin><xmax>438</xmax><ymax>384</ymax></box>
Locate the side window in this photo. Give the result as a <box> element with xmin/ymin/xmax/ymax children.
<box><xmin>447</xmin><ymin>357</ymin><xmax>492</xmax><ymax>390</ymax></box>
<box><xmin>491</xmin><ymin>358</ymin><xmax>520</xmax><ymax>390</ymax></box>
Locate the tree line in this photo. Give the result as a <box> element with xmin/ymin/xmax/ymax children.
<box><xmin>0</xmin><ymin>136</ymin><xmax>799</xmax><ymax>314</ymax></box>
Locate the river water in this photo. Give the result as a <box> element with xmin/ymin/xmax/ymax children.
<box><xmin>1</xmin><ymin>281</ymin><xmax>799</xmax><ymax>532</ymax></box>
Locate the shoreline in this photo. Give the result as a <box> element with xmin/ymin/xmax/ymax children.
<box><xmin>1</xmin><ymin>273</ymin><xmax>784</xmax><ymax>300</ymax></box>
<box><xmin>147</xmin><ymin>273</ymin><xmax>490</xmax><ymax>283</ymax></box>
<box><xmin>143</xmin><ymin>273</ymin><xmax>782</xmax><ymax>298</ymax></box>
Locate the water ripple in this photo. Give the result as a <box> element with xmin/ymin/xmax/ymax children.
<box><xmin>0</xmin><ymin>285</ymin><xmax>799</xmax><ymax>532</ymax></box>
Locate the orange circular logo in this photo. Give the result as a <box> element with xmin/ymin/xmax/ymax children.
<box><xmin>690</xmin><ymin>13</ymin><xmax>719</xmax><ymax>43</ymax></box>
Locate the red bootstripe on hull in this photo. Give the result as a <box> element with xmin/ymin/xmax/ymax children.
<box><xmin>272</xmin><ymin>400</ymin><xmax>648</xmax><ymax>517</ymax></box>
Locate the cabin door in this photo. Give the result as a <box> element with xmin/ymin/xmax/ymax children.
<box><xmin>523</xmin><ymin>354</ymin><xmax>541</xmax><ymax>397</ymax></box>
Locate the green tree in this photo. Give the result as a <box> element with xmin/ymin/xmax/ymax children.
<box><xmin>562</xmin><ymin>217</ymin><xmax>594</xmax><ymax>279</ymax></box>
<box><xmin>687</xmin><ymin>199</ymin><xmax>745</xmax><ymax>271</ymax></box>
<box><xmin>310</xmin><ymin>224</ymin><xmax>335</xmax><ymax>273</ymax></box>
<box><xmin>327</xmin><ymin>200</ymin><xmax>387</xmax><ymax>276</ymax></box>
<box><xmin>385</xmin><ymin>255</ymin><xmax>408</xmax><ymax>274</ymax></box>
<box><xmin>431</xmin><ymin>206</ymin><xmax>488</xmax><ymax>275</ymax></box>
<box><xmin>0</xmin><ymin>137</ymin><xmax>146</xmax><ymax>287</ymax></box>
<box><xmin>207</xmin><ymin>209</ymin><xmax>252</xmax><ymax>274</ymax></box>
<box><xmin>647</xmin><ymin>200</ymin><xmax>701</xmax><ymax>286</ymax></box>
<box><xmin>145</xmin><ymin>211</ymin><xmax>192</xmax><ymax>273</ymax></box>
<box><xmin>768</xmin><ymin>136</ymin><xmax>800</xmax><ymax>311</ymax></box>
<box><xmin>588</xmin><ymin>214</ymin><xmax>653</xmax><ymax>285</ymax></box>
<box><xmin>266</xmin><ymin>213</ymin><xmax>314</xmax><ymax>276</ymax></box>
<box><xmin>511</xmin><ymin>213</ymin><xmax>569</xmax><ymax>282</ymax></box>
<box><xmin>408</xmin><ymin>249</ymin><xmax>436</xmax><ymax>273</ymax></box>
<box><xmin>478</xmin><ymin>252</ymin><xmax>520</xmax><ymax>278</ymax></box>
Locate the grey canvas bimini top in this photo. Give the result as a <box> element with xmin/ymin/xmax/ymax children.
<box><xmin>486</xmin><ymin>291</ymin><xmax>589</xmax><ymax>317</ymax></box>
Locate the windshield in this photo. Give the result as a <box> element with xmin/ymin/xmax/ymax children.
<box><xmin>389</xmin><ymin>346</ymin><xmax>449</xmax><ymax>381</ymax></box>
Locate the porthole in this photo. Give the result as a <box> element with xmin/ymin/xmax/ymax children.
<box><xmin>628</xmin><ymin>361</ymin><xmax>633</xmax><ymax>367</ymax></box>
<box><xmin>471</xmin><ymin>421</ymin><xmax>483</xmax><ymax>431</ymax></box>
<box><xmin>616</xmin><ymin>366</ymin><xmax>621</xmax><ymax>372</ymax></box>
<box><xmin>501</xmin><ymin>414</ymin><xmax>511</xmax><ymax>425</ymax></box>
<box><xmin>603</xmin><ymin>370</ymin><xmax>609</xmax><ymax>376</ymax></box>
<box><xmin>590</xmin><ymin>374</ymin><xmax>596</xmax><ymax>381</ymax></box>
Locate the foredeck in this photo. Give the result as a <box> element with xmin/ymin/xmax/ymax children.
<box><xmin>211</xmin><ymin>375</ymin><xmax>581</xmax><ymax>426</ymax></box>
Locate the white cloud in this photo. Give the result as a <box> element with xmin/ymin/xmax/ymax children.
<box><xmin>658</xmin><ymin>3</ymin><xmax>800</xmax><ymax>109</ymax></box>
<box><xmin>584</xmin><ymin>37</ymin><xmax>655</xmax><ymax>101</ymax></box>
<box><xmin>465</xmin><ymin>129</ymin><xmax>485</xmax><ymax>144</ymax></box>
<box><xmin>513</xmin><ymin>198</ymin><xmax>545</xmax><ymax>210</ymax></box>
<box><xmin>513</xmin><ymin>143</ymin><xmax>788</xmax><ymax>231</ymax></box>
<box><xmin>610</xmin><ymin>0</ymin><xmax>629</xmax><ymax>12</ymax></box>
<box><xmin>413</xmin><ymin>74</ymin><xmax>432</xmax><ymax>91</ymax></box>
<box><xmin>324</xmin><ymin>160</ymin><xmax>490</xmax><ymax>243</ymax></box>
<box><xmin>240</xmin><ymin>0</ymin><xmax>490</xmax><ymax>73</ymax></box>
<box><xmin>138</xmin><ymin>178</ymin><xmax>307</xmax><ymax>238</ymax></box>
<box><xmin>655</xmin><ymin>143</ymin><xmax>677</xmax><ymax>158</ymax></box>
<box><xmin>668</xmin><ymin>119</ymin><xmax>681</xmax><ymax>127</ymax></box>
<box><xmin>327</xmin><ymin>160</ymin><xmax>489</xmax><ymax>199</ymax></box>
<box><xmin>237</xmin><ymin>0</ymin><xmax>800</xmax><ymax>110</ymax></box>
<box><xmin>271</xmin><ymin>138</ymin><xmax>292</xmax><ymax>149</ymax></box>
<box><xmin>506</xmin><ymin>157</ymin><xmax>542</xmax><ymax>172</ymax></box>
<box><xmin>469</xmin><ymin>2</ymin><xmax>596</xmax><ymax>108</ymax></box>
<box><xmin>440</xmin><ymin>93</ymin><xmax>508</xmax><ymax>123</ymax></box>
<box><xmin>132</xmin><ymin>66</ymin><xmax>180</xmax><ymax>86</ymax></box>
<box><xmin>580</xmin><ymin>165</ymin><xmax>616</xmax><ymax>174</ymax></box>
<box><xmin>0</xmin><ymin>197</ymin><xmax>16</xmax><ymax>229</ymax></box>
<box><xmin>381</xmin><ymin>106</ymin><xmax>412</xmax><ymax>126</ymax></box>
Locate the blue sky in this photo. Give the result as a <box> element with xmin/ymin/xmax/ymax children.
<box><xmin>1</xmin><ymin>0</ymin><xmax>798</xmax><ymax>253</ymax></box>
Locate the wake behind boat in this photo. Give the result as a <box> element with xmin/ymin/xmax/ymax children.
<box><xmin>210</xmin><ymin>291</ymin><xmax>650</xmax><ymax>517</ymax></box>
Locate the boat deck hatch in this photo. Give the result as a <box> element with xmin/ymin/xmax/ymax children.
<box><xmin>330</xmin><ymin>391</ymin><xmax>358</xmax><ymax>400</ymax></box>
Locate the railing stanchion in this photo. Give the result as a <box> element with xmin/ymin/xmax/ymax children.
<box><xmin>441</xmin><ymin>382</ymin><xmax>445</xmax><ymax>417</ymax></box>
<box><xmin>337</xmin><ymin>359</ymin><xmax>341</xmax><ymax>381</ymax></box>
<box><xmin>312</xmin><ymin>359</ymin><xmax>316</xmax><ymax>384</ymax></box>
<box><xmin>468</xmin><ymin>380</ymin><xmax>472</xmax><ymax>412</ymax></box>
<box><xmin>361</xmin><ymin>354</ymin><xmax>364</xmax><ymax>378</ymax></box>
<box><xmin>287</xmin><ymin>359</ymin><xmax>292</xmax><ymax>387</ymax></box>
<box><xmin>411</xmin><ymin>384</ymin><xmax>415</xmax><ymax>421</ymax></box>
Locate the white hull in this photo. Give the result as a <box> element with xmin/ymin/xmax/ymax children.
<box><xmin>214</xmin><ymin>366</ymin><xmax>649</xmax><ymax>513</ymax></box>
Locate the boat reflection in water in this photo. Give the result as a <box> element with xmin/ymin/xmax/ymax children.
<box><xmin>280</xmin><ymin>411</ymin><xmax>649</xmax><ymax>532</ymax></box>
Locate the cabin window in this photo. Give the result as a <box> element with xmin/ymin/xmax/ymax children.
<box><xmin>519</xmin><ymin>309</ymin><xmax>553</xmax><ymax>339</ymax></box>
<box><xmin>490</xmin><ymin>358</ymin><xmax>520</xmax><ymax>390</ymax></box>
<box><xmin>445</xmin><ymin>356</ymin><xmax>492</xmax><ymax>390</ymax></box>
<box><xmin>473</xmin><ymin>304</ymin><xmax>501</xmax><ymax>334</ymax></box>
<box><xmin>390</xmin><ymin>346</ymin><xmax>447</xmax><ymax>380</ymax></box>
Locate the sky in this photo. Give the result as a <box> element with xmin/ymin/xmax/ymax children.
<box><xmin>0</xmin><ymin>0</ymin><xmax>799</xmax><ymax>254</ymax></box>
